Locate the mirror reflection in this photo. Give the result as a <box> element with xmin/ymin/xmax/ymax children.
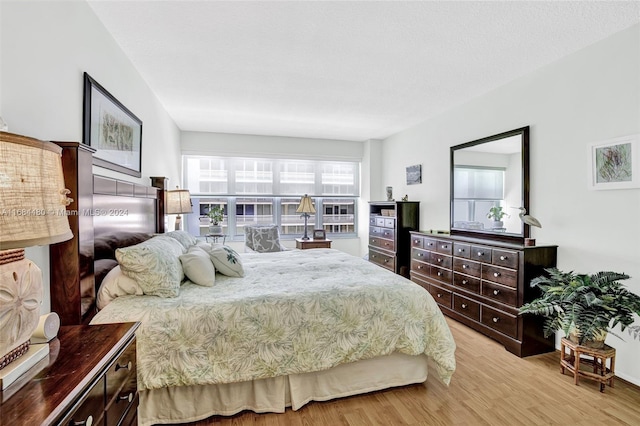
<box><xmin>451</xmin><ymin>127</ymin><xmax>528</xmax><ymax>239</ymax></box>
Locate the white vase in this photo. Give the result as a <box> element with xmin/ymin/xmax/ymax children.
<box><xmin>208</xmin><ymin>224</ymin><xmax>222</xmax><ymax>234</ymax></box>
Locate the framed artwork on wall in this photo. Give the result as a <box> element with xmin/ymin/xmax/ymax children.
<box><xmin>588</xmin><ymin>134</ymin><xmax>639</xmax><ymax>190</ymax></box>
<box><xmin>83</xmin><ymin>72</ymin><xmax>143</xmax><ymax>178</ymax></box>
<box><xmin>406</xmin><ymin>164</ymin><xmax>422</xmax><ymax>185</ymax></box>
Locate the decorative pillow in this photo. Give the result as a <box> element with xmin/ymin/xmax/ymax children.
<box><xmin>97</xmin><ymin>265</ymin><xmax>143</xmax><ymax>310</ymax></box>
<box><xmin>179</xmin><ymin>246</ymin><xmax>216</xmax><ymax>287</ymax></box>
<box><xmin>115</xmin><ymin>236</ymin><xmax>185</xmax><ymax>297</ymax></box>
<box><xmin>205</xmin><ymin>245</ymin><xmax>244</xmax><ymax>277</ymax></box>
<box><xmin>164</xmin><ymin>230</ymin><xmax>197</xmax><ymax>250</ymax></box>
<box><xmin>250</xmin><ymin>225</ymin><xmax>284</xmax><ymax>253</ymax></box>
<box><xmin>244</xmin><ymin>226</ymin><xmax>256</xmax><ymax>251</ymax></box>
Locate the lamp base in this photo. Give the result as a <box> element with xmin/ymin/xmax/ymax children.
<box><xmin>174</xmin><ymin>215</ymin><xmax>182</xmax><ymax>231</ymax></box>
<box><xmin>0</xmin><ymin>341</ymin><xmax>30</xmax><ymax>370</ymax></box>
<box><xmin>0</xmin><ymin>343</ymin><xmax>49</xmax><ymax>390</ymax></box>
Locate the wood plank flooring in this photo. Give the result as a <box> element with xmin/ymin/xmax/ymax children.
<box><xmin>176</xmin><ymin>318</ymin><xmax>640</xmax><ymax>425</ymax></box>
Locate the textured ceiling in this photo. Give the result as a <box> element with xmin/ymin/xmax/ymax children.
<box><xmin>88</xmin><ymin>1</ymin><xmax>640</xmax><ymax>142</ymax></box>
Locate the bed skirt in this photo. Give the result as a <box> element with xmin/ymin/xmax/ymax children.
<box><xmin>139</xmin><ymin>352</ymin><xmax>430</xmax><ymax>426</ymax></box>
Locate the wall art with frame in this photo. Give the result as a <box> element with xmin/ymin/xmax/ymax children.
<box><xmin>406</xmin><ymin>164</ymin><xmax>422</xmax><ymax>185</ymax></box>
<box><xmin>588</xmin><ymin>134</ymin><xmax>639</xmax><ymax>190</ymax></box>
<box><xmin>83</xmin><ymin>72</ymin><xmax>142</xmax><ymax>177</ymax></box>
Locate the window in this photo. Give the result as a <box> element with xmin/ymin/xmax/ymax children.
<box><xmin>184</xmin><ymin>156</ymin><xmax>359</xmax><ymax>238</ymax></box>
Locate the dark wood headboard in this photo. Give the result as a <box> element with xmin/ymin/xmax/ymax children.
<box><xmin>49</xmin><ymin>141</ymin><xmax>166</xmax><ymax>325</ymax></box>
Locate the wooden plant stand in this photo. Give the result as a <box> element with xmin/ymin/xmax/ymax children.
<box><xmin>560</xmin><ymin>337</ymin><xmax>616</xmax><ymax>392</ymax></box>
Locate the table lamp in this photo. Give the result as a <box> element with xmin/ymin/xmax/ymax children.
<box><xmin>166</xmin><ymin>187</ymin><xmax>192</xmax><ymax>231</ymax></box>
<box><xmin>0</xmin><ymin>131</ymin><xmax>73</xmax><ymax>388</ymax></box>
<box><xmin>296</xmin><ymin>194</ymin><xmax>316</xmax><ymax>240</ymax></box>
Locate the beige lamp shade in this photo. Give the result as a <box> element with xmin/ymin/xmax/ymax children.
<box><xmin>296</xmin><ymin>194</ymin><xmax>316</xmax><ymax>214</ymax></box>
<box><xmin>166</xmin><ymin>188</ymin><xmax>193</xmax><ymax>214</ymax></box>
<box><xmin>0</xmin><ymin>132</ymin><xmax>73</xmax><ymax>249</ymax></box>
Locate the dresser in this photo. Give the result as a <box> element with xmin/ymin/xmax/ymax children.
<box><xmin>409</xmin><ymin>231</ymin><xmax>557</xmax><ymax>357</ymax></box>
<box><xmin>0</xmin><ymin>322</ymin><xmax>139</xmax><ymax>426</ymax></box>
<box><xmin>368</xmin><ymin>201</ymin><xmax>419</xmax><ymax>277</ymax></box>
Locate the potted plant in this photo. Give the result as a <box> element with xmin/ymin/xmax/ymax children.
<box><xmin>487</xmin><ymin>206</ymin><xmax>508</xmax><ymax>229</ymax></box>
<box><xmin>519</xmin><ymin>268</ymin><xmax>640</xmax><ymax>348</ymax></box>
<box><xmin>207</xmin><ymin>206</ymin><xmax>224</xmax><ymax>234</ymax></box>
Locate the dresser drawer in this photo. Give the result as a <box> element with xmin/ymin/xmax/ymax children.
<box><xmin>481</xmin><ymin>281</ymin><xmax>517</xmax><ymax>306</ymax></box>
<box><xmin>369</xmin><ymin>216</ymin><xmax>377</xmax><ymax>227</ymax></box>
<box><xmin>430</xmin><ymin>252</ymin><xmax>452</xmax><ymax>269</ymax></box>
<box><xmin>369</xmin><ymin>249</ymin><xmax>395</xmax><ymax>271</ymax></box>
<box><xmin>453</xmin><ymin>272</ymin><xmax>480</xmax><ymax>294</ymax></box>
<box><xmin>452</xmin><ymin>257</ymin><xmax>481</xmax><ymax>278</ymax></box>
<box><xmin>481</xmin><ymin>306</ymin><xmax>518</xmax><ymax>338</ymax></box>
<box><xmin>430</xmin><ymin>266</ymin><xmax>452</xmax><ymax>284</ymax></box>
<box><xmin>453</xmin><ymin>243</ymin><xmax>471</xmax><ymax>258</ymax></box>
<box><xmin>369</xmin><ymin>225</ymin><xmax>383</xmax><ymax>236</ymax></box>
<box><xmin>412</xmin><ymin>247</ymin><xmax>429</xmax><ymax>261</ymax></box>
<box><xmin>492</xmin><ymin>249</ymin><xmax>518</xmax><ymax>269</ymax></box>
<box><xmin>380</xmin><ymin>227</ymin><xmax>395</xmax><ymax>240</ymax></box>
<box><xmin>369</xmin><ymin>236</ymin><xmax>395</xmax><ymax>251</ymax></box>
<box><xmin>453</xmin><ymin>295</ymin><xmax>480</xmax><ymax>321</ymax></box>
<box><xmin>411</xmin><ymin>259</ymin><xmax>430</xmax><ymax>276</ymax></box>
<box><xmin>106</xmin><ymin>376</ymin><xmax>136</xmax><ymax>426</ymax></box>
<box><xmin>470</xmin><ymin>245</ymin><xmax>492</xmax><ymax>263</ymax></box>
<box><xmin>482</xmin><ymin>265</ymin><xmax>518</xmax><ymax>288</ymax></box>
<box><xmin>375</xmin><ymin>217</ymin><xmax>386</xmax><ymax>227</ymax></box>
<box><xmin>383</xmin><ymin>218</ymin><xmax>395</xmax><ymax>228</ymax></box>
<box><xmin>411</xmin><ymin>235</ymin><xmax>423</xmax><ymax>248</ymax></box>
<box><xmin>429</xmin><ymin>283</ymin><xmax>452</xmax><ymax>308</ymax></box>
<box><xmin>410</xmin><ymin>273</ymin><xmax>430</xmax><ymax>291</ymax></box>
<box><xmin>436</xmin><ymin>240</ymin><xmax>452</xmax><ymax>255</ymax></box>
<box><xmin>105</xmin><ymin>337</ymin><xmax>137</xmax><ymax>426</ymax></box>
<box><xmin>423</xmin><ymin>237</ymin><xmax>437</xmax><ymax>250</ymax></box>
<box><xmin>67</xmin><ymin>376</ymin><xmax>105</xmax><ymax>426</ymax></box>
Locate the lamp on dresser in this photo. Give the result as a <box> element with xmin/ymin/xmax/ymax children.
<box><xmin>166</xmin><ymin>186</ymin><xmax>192</xmax><ymax>231</ymax></box>
<box><xmin>0</xmin><ymin>131</ymin><xmax>73</xmax><ymax>389</ymax></box>
<box><xmin>296</xmin><ymin>194</ymin><xmax>316</xmax><ymax>240</ymax></box>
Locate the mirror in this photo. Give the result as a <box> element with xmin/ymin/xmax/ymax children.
<box><xmin>450</xmin><ymin>126</ymin><xmax>529</xmax><ymax>243</ymax></box>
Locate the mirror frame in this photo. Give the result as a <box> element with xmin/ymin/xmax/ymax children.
<box><xmin>450</xmin><ymin>126</ymin><xmax>530</xmax><ymax>244</ymax></box>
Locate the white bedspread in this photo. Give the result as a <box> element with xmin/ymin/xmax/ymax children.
<box><xmin>91</xmin><ymin>249</ymin><xmax>456</xmax><ymax>391</ymax></box>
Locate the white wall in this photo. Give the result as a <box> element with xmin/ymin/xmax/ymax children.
<box><xmin>381</xmin><ymin>24</ymin><xmax>640</xmax><ymax>385</ymax></box>
<box><xmin>181</xmin><ymin>131</ymin><xmax>365</xmax><ymax>256</ymax></box>
<box><xmin>0</xmin><ymin>1</ymin><xmax>181</xmax><ymax>313</ymax></box>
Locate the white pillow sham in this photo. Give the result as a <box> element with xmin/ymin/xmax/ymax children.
<box><xmin>179</xmin><ymin>246</ymin><xmax>216</xmax><ymax>287</ymax></box>
<box><xmin>97</xmin><ymin>265</ymin><xmax>143</xmax><ymax>310</ymax></box>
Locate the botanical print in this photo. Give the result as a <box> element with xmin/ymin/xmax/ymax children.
<box><xmin>595</xmin><ymin>142</ymin><xmax>632</xmax><ymax>183</ymax></box>
<box><xmin>99</xmin><ymin>110</ymin><xmax>134</xmax><ymax>152</ymax></box>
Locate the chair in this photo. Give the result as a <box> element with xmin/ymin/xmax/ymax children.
<box><xmin>244</xmin><ymin>224</ymin><xmax>287</xmax><ymax>253</ymax></box>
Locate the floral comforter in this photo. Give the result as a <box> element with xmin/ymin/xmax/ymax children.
<box><xmin>91</xmin><ymin>249</ymin><xmax>456</xmax><ymax>391</ymax></box>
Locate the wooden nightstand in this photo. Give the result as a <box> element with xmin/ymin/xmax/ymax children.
<box><xmin>296</xmin><ymin>238</ymin><xmax>332</xmax><ymax>249</ymax></box>
<box><xmin>1</xmin><ymin>322</ymin><xmax>139</xmax><ymax>426</ymax></box>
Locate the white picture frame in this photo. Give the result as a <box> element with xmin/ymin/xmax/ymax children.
<box><xmin>588</xmin><ymin>134</ymin><xmax>640</xmax><ymax>190</ymax></box>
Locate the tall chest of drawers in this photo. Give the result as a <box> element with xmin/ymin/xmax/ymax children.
<box><xmin>368</xmin><ymin>201</ymin><xmax>419</xmax><ymax>277</ymax></box>
<box><xmin>409</xmin><ymin>231</ymin><xmax>557</xmax><ymax>356</ymax></box>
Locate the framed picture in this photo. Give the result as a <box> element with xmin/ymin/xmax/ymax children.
<box><xmin>313</xmin><ymin>229</ymin><xmax>326</xmax><ymax>240</ymax></box>
<box><xmin>406</xmin><ymin>164</ymin><xmax>422</xmax><ymax>185</ymax></box>
<box><xmin>588</xmin><ymin>134</ymin><xmax>639</xmax><ymax>190</ymax></box>
<box><xmin>83</xmin><ymin>72</ymin><xmax>142</xmax><ymax>177</ymax></box>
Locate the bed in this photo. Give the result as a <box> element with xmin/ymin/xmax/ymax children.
<box><xmin>50</xmin><ymin>168</ymin><xmax>456</xmax><ymax>426</ymax></box>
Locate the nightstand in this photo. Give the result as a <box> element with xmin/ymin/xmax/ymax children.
<box><xmin>296</xmin><ymin>238</ymin><xmax>332</xmax><ymax>249</ymax></box>
<box><xmin>1</xmin><ymin>322</ymin><xmax>139</xmax><ymax>426</ymax></box>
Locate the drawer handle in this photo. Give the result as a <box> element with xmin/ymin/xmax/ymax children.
<box><xmin>428</xmin><ymin>242</ymin><xmax>434</xmax><ymax>246</ymax></box>
<box><xmin>437</xmin><ymin>293</ymin><xmax>442</xmax><ymax>298</ymax></box>
<box><xmin>437</xmin><ymin>271</ymin><xmax>443</xmax><ymax>277</ymax></box>
<box><xmin>461</xmin><ymin>280</ymin><xmax>468</xmax><ymax>285</ymax></box>
<box><xmin>462</xmin><ymin>264</ymin><xmax>468</xmax><ymax>269</ymax></box>
<box><xmin>418</xmin><ymin>253</ymin><xmax>423</xmax><ymax>257</ymax></box>
<box><xmin>492</xmin><ymin>317</ymin><xmax>500</xmax><ymax>323</ymax></box>
<box><xmin>384</xmin><ymin>259</ymin><xmax>389</xmax><ymax>263</ymax></box>
<box><xmin>372</xmin><ymin>239</ymin><xmax>376</xmax><ymax>243</ymax></box>
<box><xmin>493</xmin><ymin>272</ymin><xmax>501</xmax><ymax>278</ymax></box>
<box><xmin>72</xmin><ymin>416</ymin><xmax>93</xmax><ymax>426</ymax></box>
<box><xmin>493</xmin><ymin>289</ymin><xmax>500</xmax><ymax>295</ymax></box>
<box><xmin>371</xmin><ymin>254</ymin><xmax>376</xmax><ymax>258</ymax></box>
<box><xmin>118</xmin><ymin>392</ymin><xmax>134</xmax><ymax>403</ymax></box>
<box><xmin>437</xmin><ymin>258</ymin><xmax>442</xmax><ymax>263</ymax></box>
<box><xmin>477</xmin><ymin>251</ymin><xmax>484</xmax><ymax>256</ymax></box>
<box><xmin>500</xmin><ymin>255</ymin><xmax>507</xmax><ymax>261</ymax></box>
<box><xmin>384</xmin><ymin>242</ymin><xmax>390</xmax><ymax>246</ymax></box>
<box><xmin>458</xmin><ymin>248</ymin><xmax>465</xmax><ymax>253</ymax></box>
<box><xmin>441</xmin><ymin>245</ymin><xmax>448</xmax><ymax>249</ymax></box>
<box><xmin>461</xmin><ymin>303</ymin><xmax>467</xmax><ymax>309</ymax></box>
<box><xmin>414</xmin><ymin>239</ymin><xmax>419</xmax><ymax>243</ymax></box>
<box><xmin>116</xmin><ymin>361</ymin><xmax>133</xmax><ymax>371</ymax></box>
<box><xmin>417</xmin><ymin>265</ymin><xmax>423</xmax><ymax>269</ymax></box>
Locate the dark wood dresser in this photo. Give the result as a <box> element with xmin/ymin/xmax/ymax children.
<box><xmin>368</xmin><ymin>201</ymin><xmax>419</xmax><ymax>277</ymax></box>
<box><xmin>1</xmin><ymin>322</ymin><xmax>139</xmax><ymax>426</ymax></box>
<box><xmin>409</xmin><ymin>231</ymin><xmax>557</xmax><ymax>357</ymax></box>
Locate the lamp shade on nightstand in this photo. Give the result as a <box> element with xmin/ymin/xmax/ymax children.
<box><xmin>166</xmin><ymin>187</ymin><xmax>192</xmax><ymax>230</ymax></box>
<box><xmin>0</xmin><ymin>131</ymin><xmax>73</xmax><ymax>382</ymax></box>
<box><xmin>296</xmin><ymin>194</ymin><xmax>316</xmax><ymax>240</ymax></box>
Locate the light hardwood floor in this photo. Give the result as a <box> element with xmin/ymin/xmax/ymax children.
<box><xmin>180</xmin><ymin>318</ymin><xmax>640</xmax><ymax>425</ymax></box>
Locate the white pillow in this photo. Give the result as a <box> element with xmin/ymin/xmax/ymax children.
<box><xmin>179</xmin><ymin>246</ymin><xmax>216</xmax><ymax>287</ymax></box>
<box><xmin>164</xmin><ymin>230</ymin><xmax>197</xmax><ymax>250</ymax></box>
<box><xmin>116</xmin><ymin>235</ymin><xmax>185</xmax><ymax>298</ymax></box>
<box><xmin>97</xmin><ymin>266</ymin><xmax>143</xmax><ymax>309</ymax></box>
<box><xmin>203</xmin><ymin>245</ymin><xmax>244</xmax><ymax>277</ymax></box>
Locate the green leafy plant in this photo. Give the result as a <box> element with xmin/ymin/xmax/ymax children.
<box><xmin>206</xmin><ymin>206</ymin><xmax>224</xmax><ymax>225</ymax></box>
<box><xmin>519</xmin><ymin>268</ymin><xmax>640</xmax><ymax>345</ymax></box>
<box><xmin>487</xmin><ymin>206</ymin><xmax>508</xmax><ymax>221</ymax></box>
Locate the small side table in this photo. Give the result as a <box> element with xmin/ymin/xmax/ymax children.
<box><xmin>206</xmin><ymin>233</ymin><xmax>226</xmax><ymax>244</ymax></box>
<box><xmin>295</xmin><ymin>238</ymin><xmax>332</xmax><ymax>250</ymax></box>
<box><xmin>560</xmin><ymin>337</ymin><xmax>616</xmax><ymax>392</ymax></box>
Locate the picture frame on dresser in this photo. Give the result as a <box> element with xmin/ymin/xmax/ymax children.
<box><xmin>313</xmin><ymin>229</ymin><xmax>326</xmax><ymax>239</ymax></box>
<box><xmin>83</xmin><ymin>72</ymin><xmax>143</xmax><ymax>178</ymax></box>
